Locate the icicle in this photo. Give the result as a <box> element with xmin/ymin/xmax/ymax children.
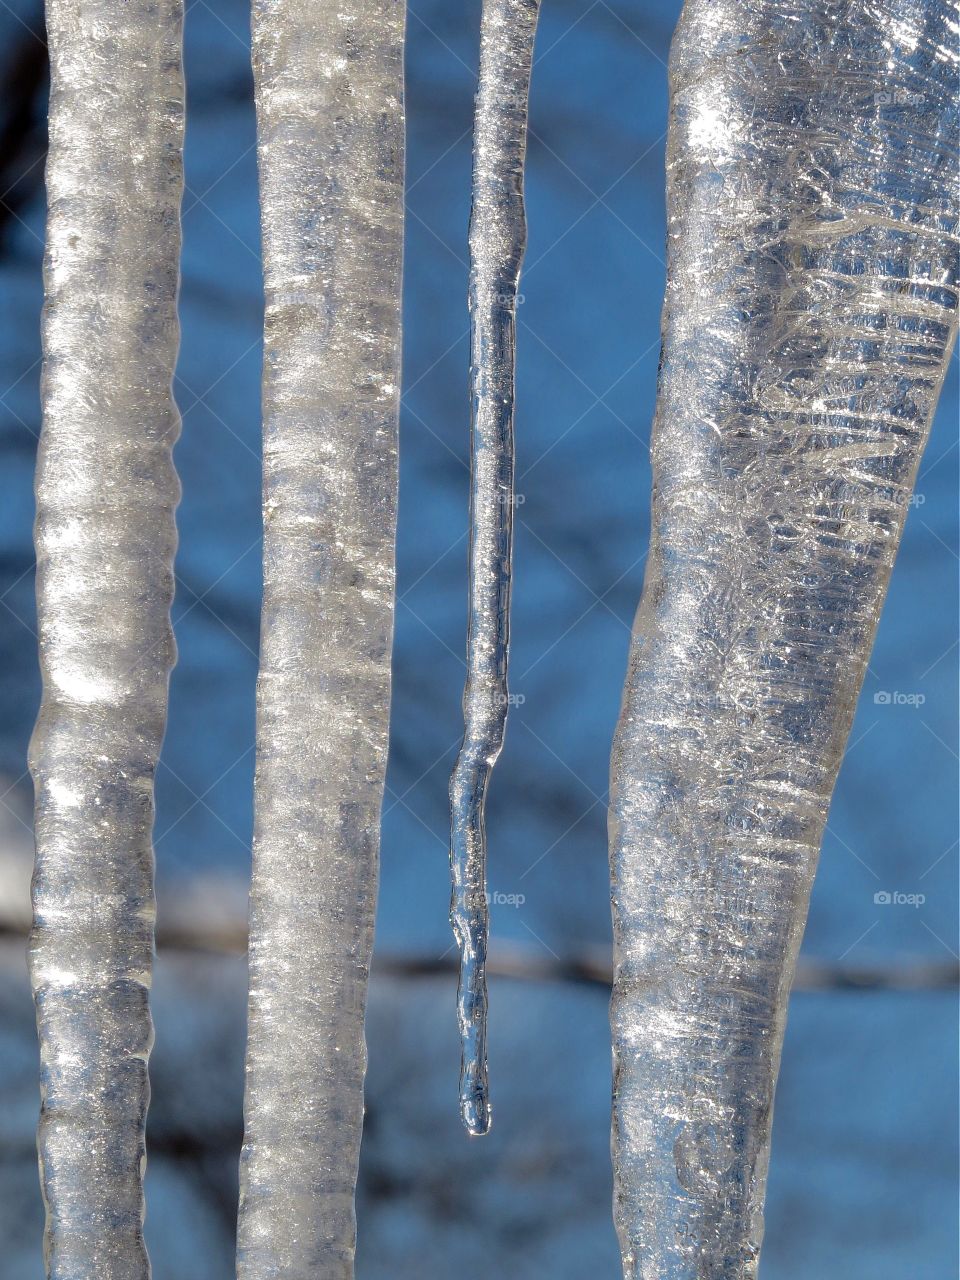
<box><xmin>28</xmin><ymin>0</ymin><xmax>184</xmax><ymax>1275</ymax></box>
<box><xmin>449</xmin><ymin>0</ymin><xmax>541</xmax><ymax>1139</ymax></box>
<box><xmin>236</xmin><ymin>2</ymin><xmax>404</xmax><ymax>1275</ymax></box>
<box><xmin>609</xmin><ymin>2</ymin><xmax>958</xmax><ymax>1276</ymax></box>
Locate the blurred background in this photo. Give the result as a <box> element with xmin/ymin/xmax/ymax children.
<box><xmin>0</xmin><ymin>1</ymin><xmax>957</xmax><ymax>1276</ymax></box>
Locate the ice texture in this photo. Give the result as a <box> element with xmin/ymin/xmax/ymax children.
<box><xmin>235</xmin><ymin>1</ymin><xmax>405</xmax><ymax>1276</ymax></box>
<box><xmin>28</xmin><ymin>0</ymin><xmax>184</xmax><ymax>1276</ymax></box>
<box><xmin>449</xmin><ymin>0</ymin><xmax>541</xmax><ymax>1138</ymax></box>
<box><xmin>609</xmin><ymin>2</ymin><xmax>959</xmax><ymax>1276</ymax></box>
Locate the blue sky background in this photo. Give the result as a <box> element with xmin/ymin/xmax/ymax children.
<box><xmin>0</xmin><ymin>1</ymin><xmax>956</xmax><ymax>1276</ymax></box>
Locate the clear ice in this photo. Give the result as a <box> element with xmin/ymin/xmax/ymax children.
<box><xmin>449</xmin><ymin>0</ymin><xmax>541</xmax><ymax>1138</ymax></box>
<box><xmin>236</xmin><ymin>1</ymin><xmax>405</xmax><ymax>1276</ymax></box>
<box><xmin>609</xmin><ymin>2</ymin><xmax>959</xmax><ymax>1276</ymax></box>
<box><xmin>28</xmin><ymin>0</ymin><xmax>184</xmax><ymax>1275</ymax></box>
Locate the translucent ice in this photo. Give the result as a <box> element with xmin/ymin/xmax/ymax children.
<box><xmin>29</xmin><ymin>0</ymin><xmax>184</xmax><ymax>1274</ymax></box>
<box><xmin>236</xmin><ymin>1</ymin><xmax>405</xmax><ymax>1275</ymax></box>
<box><xmin>449</xmin><ymin>0</ymin><xmax>541</xmax><ymax>1139</ymax></box>
<box><xmin>609</xmin><ymin>2</ymin><xmax>959</xmax><ymax>1275</ymax></box>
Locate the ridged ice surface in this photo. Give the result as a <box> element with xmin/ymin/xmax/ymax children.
<box><xmin>236</xmin><ymin>2</ymin><xmax>404</xmax><ymax>1276</ymax></box>
<box><xmin>449</xmin><ymin>0</ymin><xmax>540</xmax><ymax>1139</ymax></box>
<box><xmin>28</xmin><ymin>1</ymin><xmax>184</xmax><ymax>1276</ymax></box>
<box><xmin>609</xmin><ymin>2</ymin><xmax>958</xmax><ymax>1276</ymax></box>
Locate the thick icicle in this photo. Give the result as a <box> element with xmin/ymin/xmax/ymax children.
<box><xmin>236</xmin><ymin>1</ymin><xmax>405</xmax><ymax>1275</ymax></box>
<box><xmin>609</xmin><ymin>2</ymin><xmax>958</xmax><ymax>1276</ymax></box>
<box><xmin>28</xmin><ymin>0</ymin><xmax>184</xmax><ymax>1275</ymax></box>
<box><xmin>450</xmin><ymin>0</ymin><xmax>541</xmax><ymax>1139</ymax></box>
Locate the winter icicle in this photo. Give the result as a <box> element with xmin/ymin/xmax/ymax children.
<box><xmin>609</xmin><ymin>1</ymin><xmax>959</xmax><ymax>1277</ymax></box>
<box><xmin>29</xmin><ymin>0</ymin><xmax>184</xmax><ymax>1276</ymax></box>
<box><xmin>236</xmin><ymin>1</ymin><xmax>405</xmax><ymax>1276</ymax></box>
<box><xmin>449</xmin><ymin>0</ymin><xmax>541</xmax><ymax>1138</ymax></box>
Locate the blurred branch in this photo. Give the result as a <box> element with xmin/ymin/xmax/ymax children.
<box><xmin>1</xmin><ymin>916</ymin><xmax>954</xmax><ymax>991</ymax></box>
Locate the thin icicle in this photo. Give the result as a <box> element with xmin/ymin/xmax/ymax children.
<box><xmin>609</xmin><ymin>1</ymin><xmax>958</xmax><ymax>1276</ymax></box>
<box><xmin>236</xmin><ymin>1</ymin><xmax>404</xmax><ymax>1275</ymax></box>
<box><xmin>450</xmin><ymin>0</ymin><xmax>541</xmax><ymax>1139</ymax></box>
<box><xmin>28</xmin><ymin>0</ymin><xmax>184</xmax><ymax>1275</ymax></box>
